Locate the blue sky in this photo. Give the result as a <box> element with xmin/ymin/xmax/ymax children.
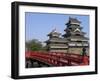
<box><xmin>25</xmin><ymin>12</ymin><xmax>89</xmax><ymax>44</ymax></box>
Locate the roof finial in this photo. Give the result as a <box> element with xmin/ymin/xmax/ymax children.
<box><xmin>52</xmin><ymin>27</ymin><xmax>57</xmax><ymax>32</ymax></box>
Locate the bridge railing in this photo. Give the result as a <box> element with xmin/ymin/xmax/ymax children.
<box><xmin>26</xmin><ymin>51</ymin><xmax>89</xmax><ymax>66</ymax></box>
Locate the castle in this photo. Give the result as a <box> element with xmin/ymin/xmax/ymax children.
<box><xmin>45</xmin><ymin>17</ymin><xmax>89</xmax><ymax>55</ymax></box>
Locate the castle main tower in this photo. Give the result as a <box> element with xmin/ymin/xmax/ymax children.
<box><xmin>63</xmin><ymin>17</ymin><xmax>89</xmax><ymax>54</ymax></box>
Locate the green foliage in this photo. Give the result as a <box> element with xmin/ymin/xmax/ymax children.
<box><xmin>26</xmin><ymin>39</ymin><xmax>43</xmax><ymax>51</ymax></box>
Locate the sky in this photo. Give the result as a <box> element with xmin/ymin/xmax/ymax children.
<box><xmin>25</xmin><ymin>12</ymin><xmax>89</xmax><ymax>45</ymax></box>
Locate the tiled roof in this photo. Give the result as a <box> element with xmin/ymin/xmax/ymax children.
<box><xmin>48</xmin><ymin>29</ymin><xmax>61</xmax><ymax>36</ymax></box>
<box><xmin>69</xmin><ymin>17</ymin><xmax>81</xmax><ymax>23</ymax></box>
<box><xmin>67</xmin><ymin>36</ymin><xmax>89</xmax><ymax>40</ymax></box>
<box><xmin>46</xmin><ymin>38</ymin><xmax>68</xmax><ymax>43</ymax></box>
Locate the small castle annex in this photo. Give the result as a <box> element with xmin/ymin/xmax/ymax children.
<box><xmin>45</xmin><ymin>17</ymin><xmax>89</xmax><ymax>55</ymax></box>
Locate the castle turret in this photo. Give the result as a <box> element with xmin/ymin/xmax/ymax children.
<box><xmin>45</xmin><ymin>28</ymin><xmax>68</xmax><ymax>53</ymax></box>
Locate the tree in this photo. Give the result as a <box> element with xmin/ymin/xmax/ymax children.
<box><xmin>26</xmin><ymin>39</ymin><xmax>43</xmax><ymax>51</ymax></box>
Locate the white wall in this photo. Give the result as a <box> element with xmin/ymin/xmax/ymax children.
<box><xmin>0</xmin><ymin>0</ymin><xmax>99</xmax><ymax>81</ymax></box>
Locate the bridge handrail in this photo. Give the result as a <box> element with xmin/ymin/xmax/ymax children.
<box><xmin>26</xmin><ymin>51</ymin><xmax>89</xmax><ymax>66</ymax></box>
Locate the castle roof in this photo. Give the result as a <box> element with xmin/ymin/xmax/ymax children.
<box><xmin>48</xmin><ymin>28</ymin><xmax>61</xmax><ymax>36</ymax></box>
<box><xmin>46</xmin><ymin>38</ymin><xmax>68</xmax><ymax>43</ymax></box>
<box><xmin>66</xmin><ymin>36</ymin><xmax>89</xmax><ymax>40</ymax></box>
<box><xmin>69</xmin><ymin>17</ymin><xmax>81</xmax><ymax>23</ymax></box>
<box><xmin>66</xmin><ymin>17</ymin><xmax>81</xmax><ymax>25</ymax></box>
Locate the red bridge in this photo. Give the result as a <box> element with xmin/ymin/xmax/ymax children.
<box><xmin>25</xmin><ymin>51</ymin><xmax>89</xmax><ymax>68</ymax></box>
